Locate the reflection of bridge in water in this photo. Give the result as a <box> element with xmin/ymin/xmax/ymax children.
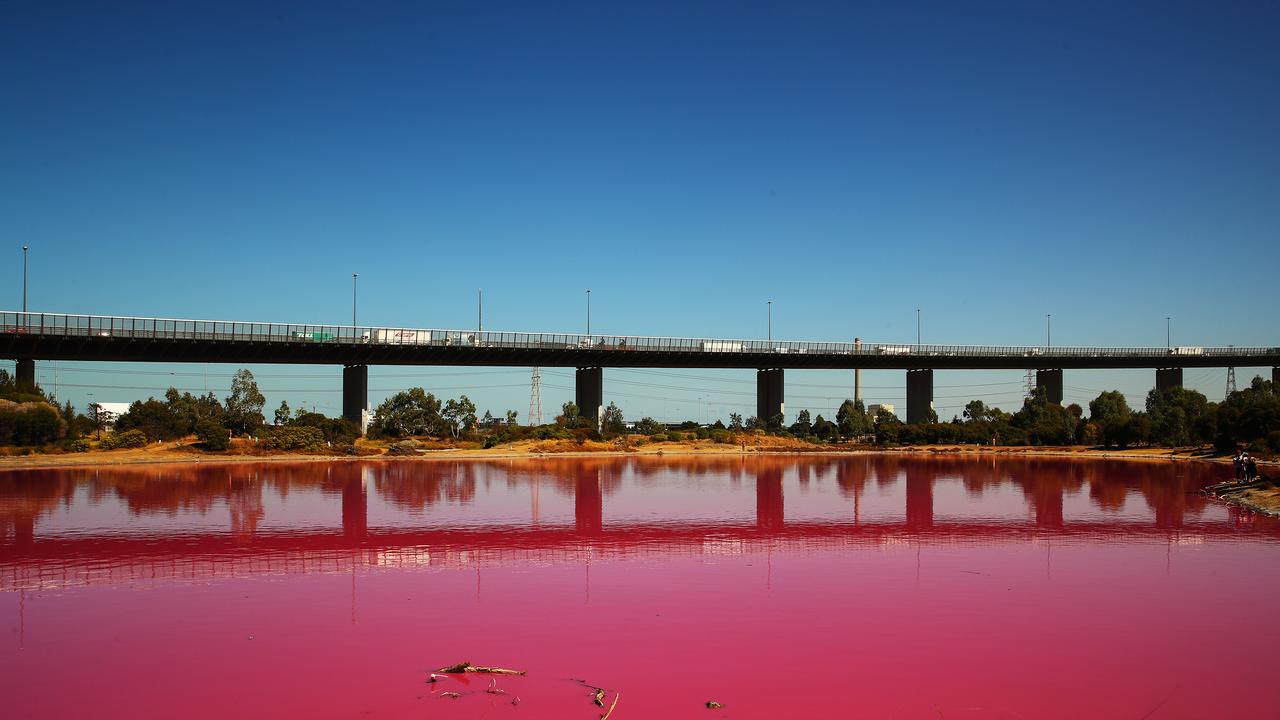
<box><xmin>2</xmin><ymin>456</ymin><xmax>1275</xmax><ymax>591</ymax></box>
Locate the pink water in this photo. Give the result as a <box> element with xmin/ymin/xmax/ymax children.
<box><xmin>2</xmin><ymin>456</ymin><xmax>1277</xmax><ymax>719</ymax></box>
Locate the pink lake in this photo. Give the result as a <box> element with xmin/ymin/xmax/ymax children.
<box><xmin>2</xmin><ymin>455</ymin><xmax>1277</xmax><ymax>719</ymax></box>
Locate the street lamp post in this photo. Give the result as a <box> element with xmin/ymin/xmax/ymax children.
<box><xmin>586</xmin><ymin>289</ymin><xmax>591</xmax><ymax>336</ymax></box>
<box><xmin>22</xmin><ymin>245</ymin><xmax>28</xmax><ymax>313</ymax></box>
<box><xmin>352</xmin><ymin>274</ymin><xmax>358</xmax><ymax>329</ymax></box>
<box><xmin>767</xmin><ymin>301</ymin><xmax>772</xmax><ymax>342</ymax></box>
<box><xmin>478</xmin><ymin>289</ymin><xmax>483</xmax><ymax>333</ymax></box>
<box><xmin>1166</xmin><ymin>317</ymin><xmax>1171</xmax><ymax>348</ymax></box>
<box><xmin>1047</xmin><ymin>314</ymin><xmax>1051</xmax><ymax>349</ymax></box>
<box><xmin>916</xmin><ymin>308</ymin><xmax>921</xmax><ymax>345</ymax></box>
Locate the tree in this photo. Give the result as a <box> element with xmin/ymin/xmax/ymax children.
<box><xmin>505</xmin><ymin>409</ymin><xmax>518</xmax><ymax>424</ymax></box>
<box><xmin>1146</xmin><ymin>386</ymin><xmax>1212</xmax><ymax>447</ymax></box>
<box><xmin>225</xmin><ymin>369</ymin><xmax>266</xmax><ymax>436</ymax></box>
<box><xmin>442</xmin><ymin>395</ymin><xmax>478</xmax><ymax>438</ymax></box>
<box><xmin>874</xmin><ymin>408</ymin><xmax>903</xmax><ymax>444</ymax></box>
<box><xmin>813</xmin><ymin>414</ymin><xmax>838</xmax><ymax>441</ymax></box>
<box><xmin>558</xmin><ymin>402</ymin><xmax>582</xmax><ymax>428</ymax></box>
<box><xmin>837</xmin><ymin>399</ymin><xmax>872</xmax><ymax>440</ymax></box>
<box><xmin>368</xmin><ymin>388</ymin><xmax>445</xmax><ymax>437</ymax></box>
<box><xmin>274</xmin><ymin>400</ymin><xmax>291</xmax><ymax>426</ymax></box>
<box><xmin>1214</xmin><ymin>376</ymin><xmax>1280</xmax><ymax>452</ymax></box>
<box><xmin>790</xmin><ymin>409</ymin><xmax>812</xmax><ymax>436</ymax></box>
<box><xmin>1011</xmin><ymin>387</ymin><xmax>1075</xmax><ymax>445</ymax></box>
<box><xmin>635</xmin><ymin>417</ymin><xmax>663</xmax><ymax>435</ymax></box>
<box><xmin>602</xmin><ymin>402</ymin><xmax>625</xmax><ymax>435</ymax></box>
<box><xmin>728</xmin><ymin>413</ymin><xmax>744</xmax><ymax>431</ymax></box>
<box><xmin>1089</xmin><ymin>390</ymin><xmax>1133</xmax><ymax>448</ymax></box>
<box><xmin>114</xmin><ymin>398</ymin><xmax>184</xmax><ymax>441</ymax></box>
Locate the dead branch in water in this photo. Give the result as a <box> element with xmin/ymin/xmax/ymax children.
<box><xmin>601</xmin><ymin>693</ymin><xmax>621</xmax><ymax>720</ymax></box>
<box><xmin>436</xmin><ymin>661</ymin><xmax>526</xmax><ymax>675</ymax></box>
<box><xmin>706</xmin><ymin>700</ymin><xmax>724</xmax><ymax>709</ymax></box>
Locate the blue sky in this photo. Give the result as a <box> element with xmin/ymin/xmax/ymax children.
<box><xmin>3</xmin><ymin>1</ymin><xmax>1277</xmax><ymax>421</ymax></box>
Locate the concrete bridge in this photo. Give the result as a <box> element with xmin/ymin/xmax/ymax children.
<box><xmin>4</xmin><ymin>311</ymin><xmax>1278</xmax><ymax>425</ymax></box>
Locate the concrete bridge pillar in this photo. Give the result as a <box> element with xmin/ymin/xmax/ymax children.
<box><xmin>1036</xmin><ymin>369</ymin><xmax>1063</xmax><ymax>404</ymax></box>
<box><xmin>756</xmin><ymin>369</ymin><xmax>784</xmax><ymax>425</ymax></box>
<box><xmin>342</xmin><ymin>365</ymin><xmax>368</xmax><ymax>430</ymax></box>
<box><xmin>756</xmin><ymin>466</ymin><xmax>784</xmax><ymax>531</ymax></box>
<box><xmin>906</xmin><ymin>369</ymin><xmax>934</xmax><ymax>424</ymax></box>
<box><xmin>1156</xmin><ymin>367</ymin><xmax>1183</xmax><ymax>393</ymax></box>
<box><xmin>575</xmin><ymin>367</ymin><xmax>603</xmax><ymax>431</ymax></box>
<box><xmin>14</xmin><ymin>359</ymin><xmax>35</xmax><ymax>388</ymax></box>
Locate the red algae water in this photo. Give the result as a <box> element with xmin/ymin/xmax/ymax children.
<box><xmin>2</xmin><ymin>456</ymin><xmax>1277</xmax><ymax>719</ymax></box>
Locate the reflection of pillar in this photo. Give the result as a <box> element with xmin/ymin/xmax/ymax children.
<box><xmin>905</xmin><ymin>465</ymin><xmax>933</xmax><ymax>531</ymax></box>
<box><xmin>13</xmin><ymin>514</ymin><xmax>34</xmax><ymax>548</ymax></box>
<box><xmin>342</xmin><ymin>473</ymin><xmax>368</xmax><ymax>543</ymax></box>
<box><xmin>1154</xmin><ymin>493</ymin><xmax>1185</xmax><ymax>530</ymax></box>
<box><xmin>756</xmin><ymin>467</ymin><xmax>784</xmax><ymax>531</ymax></box>
<box><xmin>575</xmin><ymin>469</ymin><xmax>603</xmax><ymax>534</ymax></box>
<box><xmin>1034</xmin><ymin>483</ymin><xmax>1064</xmax><ymax>529</ymax></box>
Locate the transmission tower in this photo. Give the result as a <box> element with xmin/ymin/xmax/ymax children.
<box><xmin>1024</xmin><ymin>369</ymin><xmax>1037</xmax><ymax>398</ymax></box>
<box><xmin>529</xmin><ymin>367</ymin><xmax>543</xmax><ymax>425</ymax></box>
<box><xmin>1225</xmin><ymin>366</ymin><xmax>1237</xmax><ymax>399</ymax></box>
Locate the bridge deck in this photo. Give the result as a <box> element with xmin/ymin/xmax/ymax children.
<box><xmin>4</xmin><ymin>311</ymin><xmax>1278</xmax><ymax>369</ymax></box>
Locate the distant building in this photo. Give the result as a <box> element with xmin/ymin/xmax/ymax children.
<box><xmin>867</xmin><ymin>403</ymin><xmax>896</xmax><ymax>422</ymax></box>
<box><xmin>91</xmin><ymin>402</ymin><xmax>132</xmax><ymax>427</ymax></box>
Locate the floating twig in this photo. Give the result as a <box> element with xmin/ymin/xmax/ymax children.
<box><xmin>706</xmin><ymin>700</ymin><xmax>724</xmax><ymax>709</ymax></box>
<box><xmin>437</xmin><ymin>661</ymin><xmax>526</xmax><ymax>675</ymax></box>
<box><xmin>440</xmin><ymin>692</ymin><xmax>461</xmax><ymax>699</ymax></box>
<box><xmin>601</xmin><ymin>693</ymin><xmax>621</xmax><ymax>720</ymax></box>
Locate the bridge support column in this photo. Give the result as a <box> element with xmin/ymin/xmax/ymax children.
<box><xmin>1156</xmin><ymin>367</ymin><xmax>1183</xmax><ymax>393</ymax></box>
<box><xmin>14</xmin><ymin>359</ymin><xmax>35</xmax><ymax>388</ymax></box>
<box><xmin>906</xmin><ymin>369</ymin><xmax>934</xmax><ymax>424</ymax></box>
<box><xmin>575</xmin><ymin>367</ymin><xmax>603</xmax><ymax>431</ymax></box>
<box><xmin>342</xmin><ymin>365</ymin><xmax>368</xmax><ymax>431</ymax></box>
<box><xmin>1036</xmin><ymin>369</ymin><xmax>1063</xmax><ymax>404</ymax></box>
<box><xmin>756</xmin><ymin>369</ymin><xmax>784</xmax><ymax>425</ymax></box>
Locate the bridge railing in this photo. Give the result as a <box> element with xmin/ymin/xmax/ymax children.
<box><xmin>2</xmin><ymin>311</ymin><xmax>1277</xmax><ymax>359</ymax></box>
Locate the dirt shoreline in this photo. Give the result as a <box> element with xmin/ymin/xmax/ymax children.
<box><xmin>3</xmin><ymin>440</ymin><xmax>1275</xmax><ymax>514</ymax></box>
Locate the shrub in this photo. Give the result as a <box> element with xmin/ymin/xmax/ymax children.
<box><xmin>262</xmin><ymin>426</ymin><xmax>326</xmax><ymax>452</ymax></box>
<box><xmin>695</xmin><ymin>427</ymin><xmax>710</xmax><ymax>440</ymax></box>
<box><xmin>0</xmin><ymin>399</ymin><xmax>65</xmax><ymax>446</ymax></box>
<box><xmin>100</xmin><ymin>429</ymin><xmax>148</xmax><ymax>450</ymax></box>
<box><xmin>710</xmin><ymin>429</ymin><xmax>732</xmax><ymax>444</ymax></box>
<box><xmin>195</xmin><ymin>419</ymin><xmax>231</xmax><ymax>451</ymax></box>
<box><xmin>1267</xmin><ymin>430</ymin><xmax>1280</xmax><ymax>454</ymax></box>
<box><xmin>69</xmin><ymin>438</ymin><xmax>91</xmax><ymax>452</ymax></box>
<box><xmin>667</xmin><ymin>431</ymin><xmax>685</xmax><ymax>442</ymax></box>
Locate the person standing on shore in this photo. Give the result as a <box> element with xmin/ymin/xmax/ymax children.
<box><xmin>1234</xmin><ymin>450</ymin><xmax>1245</xmax><ymax>481</ymax></box>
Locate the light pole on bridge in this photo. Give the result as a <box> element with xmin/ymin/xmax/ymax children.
<box><xmin>1047</xmin><ymin>314</ymin><xmax>1051</xmax><ymax>349</ymax></box>
<box><xmin>1166</xmin><ymin>317</ymin><xmax>1171</xmax><ymax>349</ymax></box>
<box><xmin>586</xmin><ymin>289</ymin><xmax>591</xmax><ymax>336</ymax></box>
<box><xmin>767</xmin><ymin>301</ymin><xmax>772</xmax><ymax>342</ymax></box>
<box><xmin>352</xmin><ymin>273</ymin><xmax>358</xmax><ymax>329</ymax></box>
<box><xmin>22</xmin><ymin>245</ymin><xmax>28</xmax><ymax>313</ymax></box>
<box><xmin>916</xmin><ymin>308</ymin><xmax>921</xmax><ymax>346</ymax></box>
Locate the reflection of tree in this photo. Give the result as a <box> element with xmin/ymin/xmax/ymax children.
<box><xmin>228</xmin><ymin>479</ymin><xmax>264</xmax><ymax>539</ymax></box>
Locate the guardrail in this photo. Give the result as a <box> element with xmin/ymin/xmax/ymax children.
<box><xmin>2</xmin><ymin>311</ymin><xmax>1277</xmax><ymax>359</ymax></box>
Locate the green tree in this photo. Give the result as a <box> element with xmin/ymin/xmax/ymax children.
<box><xmin>635</xmin><ymin>416</ymin><xmax>663</xmax><ymax>435</ymax></box>
<box><xmin>369</xmin><ymin>388</ymin><xmax>445</xmax><ymax>437</ymax></box>
<box><xmin>874</xmin><ymin>407</ymin><xmax>903</xmax><ymax>444</ymax></box>
<box><xmin>1214</xmin><ymin>376</ymin><xmax>1280</xmax><ymax>452</ymax></box>
<box><xmin>728</xmin><ymin>413</ymin><xmax>744</xmax><ymax>431</ymax></box>
<box><xmin>1146</xmin><ymin>386</ymin><xmax>1212</xmax><ymax>447</ymax></box>
<box><xmin>505</xmin><ymin>409</ymin><xmax>518</xmax><ymax>424</ymax></box>
<box><xmin>1089</xmin><ymin>390</ymin><xmax>1133</xmax><ymax>448</ymax></box>
<box><xmin>274</xmin><ymin>400</ymin><xmax>291</xmax><ymax>426</ymax></box>
<box><xmin>558</xmin><ymin>402</ymin><xmax>582</xmax><ymax>428</ymax></box>
<box><xmin>1012</xmin><ymin>387</ymin><xmax>1075</xmax><ymax>445</ymax></box>
<box><xmin>225</xmin><ymin>369</ymin><xmax>266</xmax><ymax>436</ymax></box>
<box><xmin>114</xmin><ymin>398</ymin><xmax>184</xmax><ymax>441</ymax></box>
<box><xmin>602</xmin><ymin>402</ymin><xmax>625</xmax><ymax>435</ymax></box>
<box><xmin>790</xmin><ymin>409</ymin><xmax>812</xmax><ymax>436</ymax></box>
<box><xmin>442</xmin><ymin>395</ymin><xmax>478</xmax><ymax>438</ymax></box>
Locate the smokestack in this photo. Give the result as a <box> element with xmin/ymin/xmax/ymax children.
<box><xmin>854</xmin><ymin>337</ymin><xmax>862</xmax><ymax>404</ymax></box>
